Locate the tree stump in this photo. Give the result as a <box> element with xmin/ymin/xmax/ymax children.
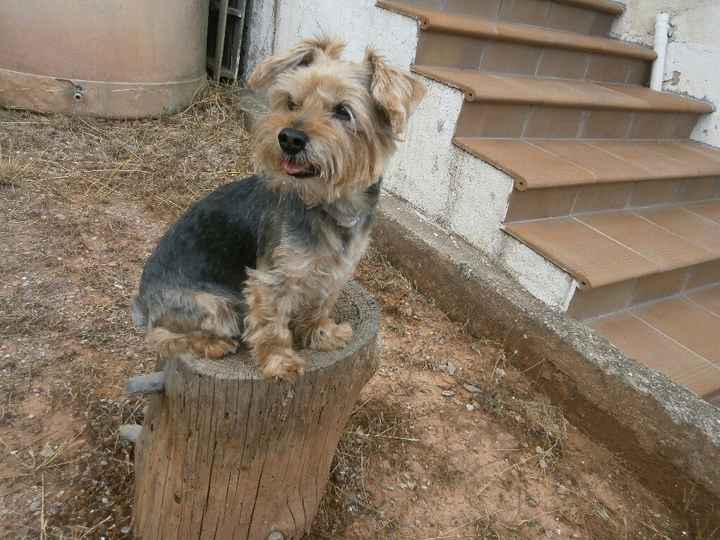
<box><xmin>131</xmin><ymin>281</ymin><xmax>379</xmax><ymax>540</ymax></box>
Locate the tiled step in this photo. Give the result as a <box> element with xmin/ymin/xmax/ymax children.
<box><xmin>454</xmin><ymin>139</ymin><xmax>720</xmax><ymax>190</ymax></box>
<box><xmin>381</xmin><ymin>2</ymin><xmax>653</xmax><ymax>83</ymax></box>
<box><xmin>590</xmin><ymin>290</ymin><xmax>720</xmax><ymax>402</ymax></box>
<box><xmin>454</xmin><ymin>104</ymin><xmax>698</xmax><ymax>141</ymax></box>
<box><xmin>568</xmin><ymin>261</ymin><xmax>720</xmax><ymax>319</ymax></box>
<box><xmin>413</xmin><ymin>66</ymin><xmax>714</xmax><ymax>113</ymax></box>
<box><xmin>378</xmin><ymin>0</ymin><xmax>618</xmax><ymax>37</ymax></box>
<box><xmin>504</xmin><ymin>202</ymin><xmax>720</xmax><ymax>288</ymax></box>
<box><xmin>382</xmin><ymin>1</ymin><xmax>649</xmax><ymax>59</ymax></box>
<box><xmin>506</xmin><ymin>178</ymin><xmax>720</xmax><ymax>222</ymax></box>
<box><xmin>414</xmin><ymin>20</ymin><xmax>651</xmax><ymax>83</ymax></box>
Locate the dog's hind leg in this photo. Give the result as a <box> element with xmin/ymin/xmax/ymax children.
<box><xmin>148</xmin><ymin>328</ymin><xmax>239</xmax><ymax>360</ymax></box>
<box><xmin>143</xmin><ymin>290</ymin><xmax>242</xmax><ymax>360</ymax></box>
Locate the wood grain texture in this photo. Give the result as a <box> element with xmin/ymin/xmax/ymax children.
<box><xmin>132</xmin><ymin>281</ymin><xmax>379</xmax><ymax>540</ymax></box>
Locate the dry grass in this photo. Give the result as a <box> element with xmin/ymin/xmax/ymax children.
<box><xmin>0</xmin><ymin>150</ymin><xmax>28</xmax><ymax>190</ymax></box>
<box><xmin>0</xmin><ymin>83</ymin><xmax>253</xmax><ymax>219</ymax></box>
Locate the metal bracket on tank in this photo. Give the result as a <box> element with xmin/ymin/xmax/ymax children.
<box><xmin>55</xmin><ymin>78</ymin><xmax>85</xmax><ymax>101</ymax></box>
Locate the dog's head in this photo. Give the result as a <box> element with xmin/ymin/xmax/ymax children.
<box><xmin>249</xmin><ymin>36</ymin><xmax>426</xmax><ymax>205</ymax></box>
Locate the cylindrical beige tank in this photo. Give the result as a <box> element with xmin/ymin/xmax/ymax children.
<box><xmin>0</xmin><ymin>1</ymin><xmax>209</xmax><ymax>118</ymax></box>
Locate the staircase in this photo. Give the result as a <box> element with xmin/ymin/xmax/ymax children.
<box><xmin>377</xmin><ymin>0</ymin><xmax>720</xmax><ymax>404</ymax></box>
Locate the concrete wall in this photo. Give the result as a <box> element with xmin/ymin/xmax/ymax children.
<box><xmin>612</xmin><ymin>0</ymin><xmax>720</xmax><ymax>147</ymax></box>
<box><xmin>241</xmin><ymin>0</ymin><xmax>278</xmax><ymax>82</ymax></box>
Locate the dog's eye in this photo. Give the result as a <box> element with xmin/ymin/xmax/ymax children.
<box><xmin>334</xmin><ymin>104</ymin><xmax>352</xmax><ymax>122</ymax></box>
<box><xmin>287</xmin><ymin>97</ymin><xmax>298</xmax><ymax>111</ymax></box>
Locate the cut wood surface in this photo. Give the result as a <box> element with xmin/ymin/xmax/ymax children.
<box><xmin>132</xmin><ymin>281</ymin><xmax>380</xmax><ymax>540</ymax></box>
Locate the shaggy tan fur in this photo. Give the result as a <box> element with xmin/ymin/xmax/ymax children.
<box><xmin>135</xmin><ymin>36</ymin><xmax>425</xmax><ymax>381</ymax></box>
<box><xmin>246</xmin><ymin>38</ymin><xmax>425</xmax><ymax>379</ymax></box>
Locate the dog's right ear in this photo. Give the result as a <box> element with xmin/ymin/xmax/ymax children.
<box><xmin>247</xmin><ymin>36</ymin><xmax>345</xmax><ymax>91</ymax></box>
<box><xmin>365</xmin><ymin>49</ymin><xmax>426</xmax><ymax>138</ymax></box>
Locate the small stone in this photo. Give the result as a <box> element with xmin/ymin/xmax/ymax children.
<box><xmin>441</xmin><ymin>390</ymin><xmax>455</xmax><ymax>398</ymax></box>
<box><xmin>444</xmin><ymin>361</ymin><xmax>457</xmax><ymax>375</ymax></box>
<box><xmin>465</xmin><ymin>404</ymin><xmax>475</xmax><ymax>411</ymax></box>
<box><xmin>120</xmin><ymin>526</ymin><xmax>131</xmax><ymax>535</ymax></box>
<box><xmin>463</xmin><ymin>383</ymin><xmax>481</xmax><ymax>394</ymax></box>
<box><xmin>268</xmin><ymin>531</ymin><xmax>285</xmax><ymax>540</ymax></box>
<box><xmin>29</xmin><ymin>499</ymin><xmax>41</xmax><ymax>512</ymax></box>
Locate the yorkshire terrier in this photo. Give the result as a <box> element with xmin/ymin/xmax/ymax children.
<box><xmin>132</xmin><ymin>36</ymin><xmax>426</xmax><ymax>380</ymax></box>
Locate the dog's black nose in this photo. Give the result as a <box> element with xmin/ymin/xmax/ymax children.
<box><xmin>278</xmin><ymin>128</ymin><xmax>308</xmax><ymax>155</ymax></box>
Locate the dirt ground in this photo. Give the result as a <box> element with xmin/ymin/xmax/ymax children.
<box><xmin>0</xmin><ymin>88</ymin><xmax>709</xmax><ymax>539</ymax></box>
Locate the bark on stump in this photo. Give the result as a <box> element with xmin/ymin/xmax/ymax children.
<box><xmin>132</xmin><ymin>281</ymin><xmax>379</xmax><ymax>540</ymax></box>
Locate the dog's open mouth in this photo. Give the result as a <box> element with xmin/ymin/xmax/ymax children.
<box><xmin>281</xmin><ymin>158</ymin><xmax>319</xmax><ymax>178</ymax></box>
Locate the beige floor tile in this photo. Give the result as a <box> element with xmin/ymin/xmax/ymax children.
<box><xmin>578</xmin><ymin>212</ymin><xmax>711</xmax><ymax>271</ymax></box>
<box><xmin>634</xmin><ymin>297</ymin><xmax>720</xmax><ymax>365</ymax></box>
<box><xmin>591</xmin><ymin>313</ymin><xmax>720</xmax><ymax>396</ymax></box>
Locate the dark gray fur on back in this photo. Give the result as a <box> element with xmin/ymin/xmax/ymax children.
<box><xmin>132</xmin><ymin>175</ymin><xmax>380</xmax><ymax>332</ymax></box>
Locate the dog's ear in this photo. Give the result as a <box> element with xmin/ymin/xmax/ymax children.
<box><xmin>365</xmin><ymin>49</ymin><xmax>426</xmax><ymax>137</ymax></box>
<box><xmin>247</xmin><ymin>36</ymin><xmax>346</xmax><ymax>91</ymax></box>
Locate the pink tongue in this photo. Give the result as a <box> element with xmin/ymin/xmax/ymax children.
<box><xmin>282</xmin><ymin>159</ymin><xmax>308</xmax><ymax>175</ymax></box>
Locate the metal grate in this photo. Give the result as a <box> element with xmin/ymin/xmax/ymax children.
<box><xmin>207</xmin><ymin>0</ymin><xmax>248</xmax><ymax>82</ymax></box>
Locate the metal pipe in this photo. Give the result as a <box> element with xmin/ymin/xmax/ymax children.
<box><xmin>119</xmin><ymin>424</ymin><xmax>143</xmax><ymax>443</ymax></box>
<box><xmin>128</xmin><ymin>372</ymin><xmax>166</xmax><ymax>395</ymax></box>
<box><xmin>650</xmin><ymin>12</ymin><xmax>670</xmax><ymax>91</ymax></box>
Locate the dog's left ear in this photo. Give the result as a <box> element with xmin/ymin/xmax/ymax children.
<box><xmin>365</xmin><ymin>49</ymin><xmax>426</xmax><ymax>137</ymax></box>
<box><xmin>248</xmin><ymin>36</ymin><xmax>346</xmax><ymax>91</ymax></box>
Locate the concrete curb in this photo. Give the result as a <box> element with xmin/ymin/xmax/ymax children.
<box><xmin>374</xmin><ymin>192</ymin><xmax>720</xmax><ymax>524</ymax></box>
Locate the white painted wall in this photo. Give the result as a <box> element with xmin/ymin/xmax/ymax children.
<box><xmin>612</xmin><ymin>0</ymin><xmax>720</xmax><ymax>147</ymax></box>
<box><xmin>241</xmin><ymin>0</ymin><xmax>278</xmax><ymax>82</ymax></box>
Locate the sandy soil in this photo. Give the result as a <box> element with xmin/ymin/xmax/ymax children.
<box><xmin>0</xmin><ymin>91</ymin><xmax>700</xmax><ymax>539</ymax></box>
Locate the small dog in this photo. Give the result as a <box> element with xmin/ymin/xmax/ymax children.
<box><xmin>132</xmin><ymin>36</ymin><xmax>425</xmax><ymax>380</ymax></box>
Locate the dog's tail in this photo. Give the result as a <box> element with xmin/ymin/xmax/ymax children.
<box><xmin>131</xmin><ymin>296</ymin><xmax>147</xmax><ymax>329</ymax></box>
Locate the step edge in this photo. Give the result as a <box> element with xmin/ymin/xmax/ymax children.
<box><xmin>453</xmin><ymin>138</ymin><xmax>720</xmax><ymax>190</ymax></box>
<box><xmin>502</xmin><ymin>224</ymin><xmax>600</xmax><ymax>287</ymax></box>
<box><xmin>413</xmin><ymin>65</ymin><xmax>715</xmax><ymax>113</ymax></box>
<box><xmin>503</xmin><ymin>220</ymin><xmax>720</xmax><ymax>288</ymax></box>
<box><xmin>554</xmin><ymin>0</ymin><xmax>625</xmax><ymax>16</ymax></box>
<box><xmin>376</xmin><ymin>0</ymin><xmax>429</xmax><ymax>25</ymax></box>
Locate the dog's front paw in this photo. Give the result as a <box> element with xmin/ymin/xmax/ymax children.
<box><xmin>307</xmin><ymin>320</ymin><xmax>353</xmax><ymax>352</ymax></box>
<box><xmin>261</xmin><ymin>349</ymin><xmax>306</xmax><ymax>382</ymax></box>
